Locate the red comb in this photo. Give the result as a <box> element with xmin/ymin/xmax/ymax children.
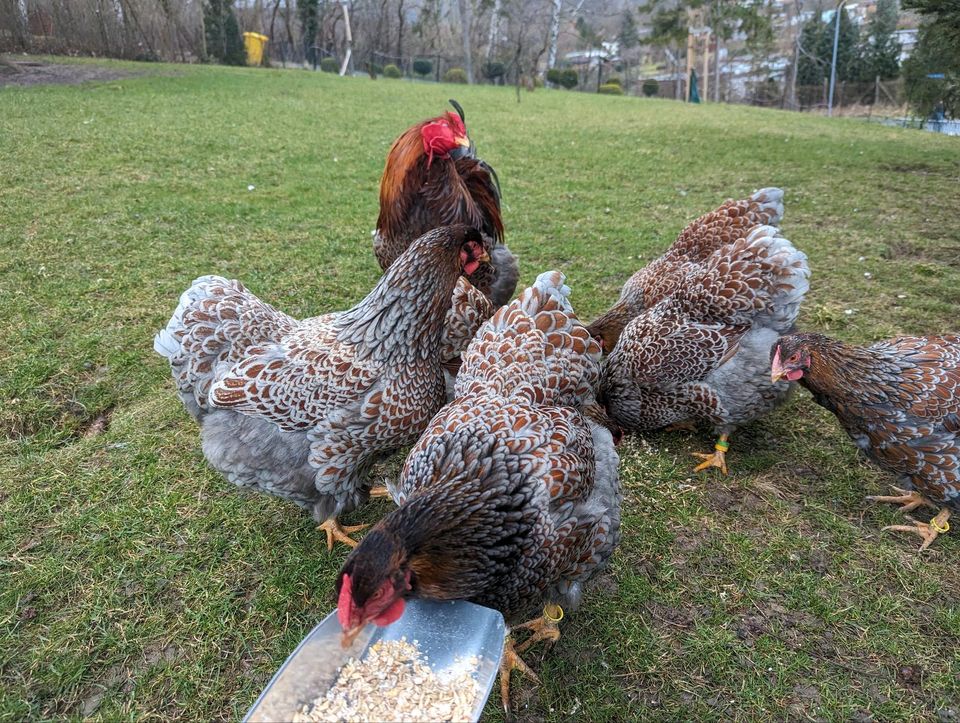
<box><xmin>444</xmin><ymin>111</ymin><xmax>466</xmax><ymax>137</ymax></box>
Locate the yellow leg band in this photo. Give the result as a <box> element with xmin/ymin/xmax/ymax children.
<box><xmin>544</xmin><ymin>604</ymin><xmax>564</xmax><ymax>623</ymax></box>
<box><xmin>930</xmin><ymin>518</ymin><xmax>950</xmax><ymax>534</ymax></box>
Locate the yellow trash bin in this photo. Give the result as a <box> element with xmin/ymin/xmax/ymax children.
<box><xmin>243</xmin><ymin>32</ymin><xmax>268</xmax><ymax>66</ymax></box>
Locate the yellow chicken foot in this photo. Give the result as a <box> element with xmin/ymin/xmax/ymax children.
<box><xmin>882</xmin><ymin>508</ymin><xmax>951</xmax><ymax>552</ymax></box>
<box><xmin>866</xmin><ymin>485</ymin><xmax>937</xmax><ymax>514</ymax></box>
<box><xmin>368</xmin><ymin>486</ymin><xmax>391</xmax><ymax>499</ymax></box>
<box><xmin>317</xmin><ymin>518</ymin><xmax>369</xmax><ymax>551</ymax></box>
<box><xmin>498</xmin><ymin>634</ymin><xmax>541</xmax><ymax>716</ymax></box>
<box><xmin>514</xmin><ymin>603</ymin><xmax>563</xmax><ymax>654</ymax></box>
<box><xmin>692</xmin><ymin>434</ymin><xmax>730</xmax><ymax>475</ymax></box>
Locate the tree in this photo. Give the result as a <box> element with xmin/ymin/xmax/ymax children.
<box><xmin>618</xmin><ymin>8</ymin><xmax>640</xmax><ymax>90</ymax></box>
<box><xmin>796</xmin><ymin>14</ymin><xmax>826</xmax><ymax>87</ymax></box>
<box><xmin>297</xmin><ymin>0</ymin><xmax>319</xmax><ymax>65</ymax></box>
<box><xmin>859</xmin><ymin>0</ymin><xmax>901</xmax><ymax>80</ymax></box>
<box><xmin>204</xmin><ymin>0</ymin><xmax>246</xmax><ymax>65</ymax></box>
<box><xmin>456</xmin><ymin>0</ymin><xmax>474</xmax><ymax>82</ymax></box>
<box><xmin>829</xmin><ymin>6</ymin><xmax>861</xmax><ymax>83</ymax></box>
<box><xmin>618</xmin><ymin>9</ymin><xmax>640</xmax><ymax>51</ymax></box>
<box><xmin>796</xmin><ymin>7</ymin><xmax>861</xmax><ymax>85</ymax></box>
<box><xmin>575</xmin><ymin>16</ymin><xmax>601</xmax><ymax>47</ymax></box>
<box><xmin>903</xmin><ymin>0</ymin><xmax>960</xmax><ymax>117</ymax></box>
<box><xmin>903</xmin><ymin>23</ymin><xmax>960</xmax><ymax>117</ymax></box>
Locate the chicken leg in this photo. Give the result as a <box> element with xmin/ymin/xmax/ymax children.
<box><xmin>499</xmin><ymin>604</ymin><xmax>563</xmax><ymax>713</ymax></box>
<box><xmin>692</xmin><ymin>434</ymin><xmax>730</xmax><ymax>475</ymax></box>
<box><xmin>368</xmin><ymin>486</ymin><xmax>391</xmax><ymax>499</ymax></box>
<box><xmin>881</xmin><ymin>508</ymin><xmax>951</xmax><ymax>552</ymax></box>
<box><xmin>317</xmin><ymin>518</ymin><xmax>369</xmax><ymax>551</ymax></box>
<box><xmin>866</xmin><ymin>485</ymin><xmax>937</xmax><ymax>514</ymax></box>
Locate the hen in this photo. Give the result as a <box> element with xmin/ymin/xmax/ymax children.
<box><xmin>588</xmin><ymin>187</ymin><xmax>785</xmax><ymax>352</ymax></box>
<box><xmin>772</xmin><ymin>332</ymin><xmax>960</xmax><ymax>550</ymax></box>
<box><xmin>599</xmin><ymin>223</ymin><xmax>809</xmax><ymax>474</ymax></box>
<box><xmin>154</xmin><ymin>225</ymin><xmax>491</xmax><ymax>550</ymax></box>
<box><xmin>374</xmin><ymin>100</ymin><xmax>518</xmax><ymax>308</ymax></box>
<box><xmin>333</xmin><ymin>271</ymin><xmax>621</xmax><ymax>711</ymax></box>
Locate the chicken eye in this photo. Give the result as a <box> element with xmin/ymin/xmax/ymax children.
<box><xmin>788</xmin><ymin>353</ymin><xmax>800</xmax><ymax>363</ymax></box>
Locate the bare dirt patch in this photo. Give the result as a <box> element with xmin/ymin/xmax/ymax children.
<box><xmin>0</xmin><ymin>57</ymin><xmax>143</xmax><ymax>87</ymax></box>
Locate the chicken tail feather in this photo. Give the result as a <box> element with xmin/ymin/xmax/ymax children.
<box><xmin>456</xmin><ymin>271</ymin><xmax>602</xmax><ymax>408</ymax></box>
<box><xmin>154</xmin><ymin>275</ymin><xmax>297</xmax><ymax>419</ymax></box>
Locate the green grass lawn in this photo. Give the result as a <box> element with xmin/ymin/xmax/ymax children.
<box><xmin>2</xmin><ymin>58</ymin><xmax>959</xmax><ymax>721</ymax></box>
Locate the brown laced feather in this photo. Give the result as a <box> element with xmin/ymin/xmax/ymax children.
<box><xmin>588</xmin><ymin>188</ymin><xmax>784</xmax><ymax>351</ymax></box>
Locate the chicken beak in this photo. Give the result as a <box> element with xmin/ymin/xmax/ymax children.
<box><xmin>478</xmin><ymin>249</ymin><xmax>491</xmax><ymax>264</ymax></box>
<box><xmin>456</xmin><ymin>135</ymin><xmax>471</xmax><ymax>147</ymax></box>
<box><xmin>770</xmin><ymin>364</ymin><xmax>786</xmax><ymax>384</ymax></box>
<box><xmin>340</xmin><ymin>624</ymin><xmax>365</xmax><ymax>649</ymax></box>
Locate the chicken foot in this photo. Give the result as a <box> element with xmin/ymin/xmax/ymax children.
<box><xmin>368</xmin><ymin>486</ymin><xmax>391</xmax><ymax>499</ymax></box>
<box><xmin>692</xmin><ymin>434</ymin><xmax>730</xmax><ymax>475</ymax></box>
<box><xmin>498</xmin><ymin>635</ymin><xmax>541</xmax><ymax>715</ymax></box>
<box><xmin>499</xmin><ymin>604</ymin><xmax>563</xmax><ymax>714</ymax></box>
<box><xmin>317</xmin><ymin>518</ymin><xmax>369</xmax><ymax>551</ymax></box>
<box><xmin>866</xmin><ymin>485</ymin><xmax>937</xmax><ymax>513</ymax></box>
<box><xmin>882</xmin><ymin>508</ymin><xmax>951</xmax><ymax>552</ymax></box>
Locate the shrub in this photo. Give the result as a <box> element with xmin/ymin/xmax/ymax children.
<box><xmin>605</xmin><ymin>76</ymin><xmax>622</xmax><ymax>87</ymax></box>
<box><xmin>443</xmin><ymin>67</ymin><xmax>468</xmax><ymax>84</ymax></box>
<box><xmin>383</xmin><ymin>63</ymin><xmax>402</xmax><ymax>79</ymax></box>
<box><xmin>546</xmin><ymin>68</ymin><xmax>563</xmax><ymax>85</ymax></box>
<box><xmin>533</xmin><ymin>76</ymin><xmax>544</xmax><ymax>88</ymax></box>
<box><xmin>641</xmin><ymin>78</ymin><xmax>659</xmax><ymax>97</ymax></box>
<box><xmin>559</xmin><ymin>68</ymin><xmax>579</xmax><ymax>89</ymax></box>
<box><xmin>482</xmin><ymin>61</ymin><xmax>505</xmax><ymax>80</ymax></box>
<box><xmin>598</xmin><ymin>83</ymin><xmax>624</xmax><ymax>95</ymax></box>
<box><xmin>413</xmin><ymin>58</ymin><xmax>433</xmax><ymax>77</ymax></box>
<box><xmin>320</xmin><ymin>57</ymin><xmax>339</xmax><ymax>73</ymax></box>
<box><xmin>365</xmin><ymin>61</ymin><xmax>383</xmax><ymax>77</ymax></box>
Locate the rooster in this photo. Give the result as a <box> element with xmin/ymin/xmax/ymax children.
<box><xmin>153</xmin><ymin>226</ymin><xmax>491</xmax><ymax>550</ymax></box>
<box><xmin>374</xmin><ymin>100</ymin><xmax>517</xmax><ymax>308</ymax></box>
<box><xmin>333</xmin><ymin>271</ymin><xmax>621</xmax><ymax>712</ymax></box>
<box><xmin>599</xmin><ymin>224</ymin><xmax>809</xmax><ymax>474</ymax></box>
<box><xmin>772</xmin><ymin>332</ymin><xmax>960</xmax><ymax>550</ymax></box>
<box><xmin>588</xmin><ymin>188</ymin><xmax>785</xmax><ymax>353</ymax></box>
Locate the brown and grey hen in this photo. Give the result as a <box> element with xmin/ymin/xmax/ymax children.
<box><xmin>772</xmin><ymin>332</ymin><xmax>960</xmax><ymax>550</ymax></box>
<box><xmin>153</xmin><ymin>226</ymin><xmax>490</xmax><ymax>550</ymax></box>
<box><xmin>599</xmin><ymin>223</ymin><xmax>809</xmax><ymax>474</ymax></box>
<box><xmin>332</xmin><ymin>271</ymin><xmax>621</xmax><ymax>712</ymax></box>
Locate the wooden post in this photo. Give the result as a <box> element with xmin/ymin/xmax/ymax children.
<box><xmin>685</xmin><ymin>16</ymin><xmax>695</xmax><ymax>101</ymax></box>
